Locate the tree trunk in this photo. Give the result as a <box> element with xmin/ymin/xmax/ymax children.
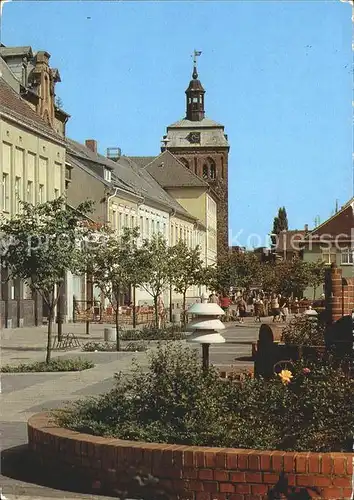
<box><xmin>169</xmin><ymin>285</ymin><xmax>173</xmax><ymax>323</ymax></box>
<box><xmin>154</xmin><ymin>296</ymin><xmax>159</xmax><ymax>329</ymax></box>
<box><xmin>46</xmin><ymin>309</ymin><xmax>53</xmax><ymax>364</ymax></box>
<box><xmin>182</xmin><ymin>291</ymin><xmax>187</xmax><ymax>329</ymax></box>
<box><xmin>132</xmin><ymin>285</ymin><xmax>136</xmax><ymax>328</ymax></box>
<box><xmin>57</xmin><ymin>287</ymin><xmax>63</xmax><ymax>342</ymax></box>
<box><xmin>115</xmin><ymin>286</ymin><xmax>120</xmax><ymax>351</ymax></box>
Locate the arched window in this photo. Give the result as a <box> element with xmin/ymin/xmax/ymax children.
<box><xmin>209</xmin><ymin>159</ymin><xmax>216</xmax><ymax>180</ymax></box>
<box><xmin>180</xmin><ymin>158</ymin><xmax>189</xmax><ymax>169</ymax></box>
<box><xmin>202</xmin><ymin>164</ymin><xmax>208</xmax><ymax>179</ymax></box>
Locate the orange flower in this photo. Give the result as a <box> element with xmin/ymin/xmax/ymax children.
<box><xmin>278</xmin><ymin>369</ymin><xmax>293</xmax><ymax>385</ymax></box>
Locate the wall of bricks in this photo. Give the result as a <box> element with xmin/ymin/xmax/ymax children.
<box><xmin>28</xmin><ymin>413</ymin><xmax>353</xmax><ymax>500</ymax></box>
<box><xmin>325</xmin><ymin>264</ymin><xmax>354</xmax><ymax>324</ymax></box>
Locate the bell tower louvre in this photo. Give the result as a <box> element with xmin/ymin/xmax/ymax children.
<box><xmin>161</xmin><ymin>51</ymin><xmax>230</xmax><ymax>257</ymax></box>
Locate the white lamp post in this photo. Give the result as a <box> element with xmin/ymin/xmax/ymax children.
<box><xmin>186</xmin><ymin>294</ymin><xmax>226</xmax><ymax>371</ymax></box>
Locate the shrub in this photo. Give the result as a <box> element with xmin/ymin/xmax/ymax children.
<box><xmin>121</xmin><ymin>324</ymin><xmax>186</xmax><ymax>341</ymax></box>
<box><xmin>82</xmin><ymin>341</ymin><xmax>148</xmax><ymax>352</ymax></box>
<box><xmin>281</xmin><ymin>315</ymin><xmax>325</xmax><ymax>346</ymax></box>
<box><xmin>1</xmin><ymin>357</ymin><xmax>94</xmax><ymax>372</ymax></box>
<box><xmin>54</xmin><ymin>344</ymin><xmax>353</xmax><ymax>452</ymax></box>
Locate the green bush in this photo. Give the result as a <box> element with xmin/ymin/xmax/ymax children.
<box><xmin>54</xmin><ymin>344</ymin><xmax>353</xmax><ymax>452</ymax></box>
<box><xmin>82</xmin><ymin>341</ymin><xmax>148</xmax><ymax>352</ymax></box>
<box><xmin>281</xmin><ymin>315</ymin><xmax>325</xmax><ymax>346</ymax></box>
<box><xmin>121</xmin><ymin>324</ymin><xmax>186</xmax><ymax>341</ymax></box>
<box><xmin>1</xmin><ymin>357</ymin><xmax>94</xmax><ymax>372</ymax></box>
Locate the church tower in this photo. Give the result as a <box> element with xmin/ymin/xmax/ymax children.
<box><xmin>161</xmin><ymin>52</ymin><xmax>230</xmax><ymax>256</ymax></box>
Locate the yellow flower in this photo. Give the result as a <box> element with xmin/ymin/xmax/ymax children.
<box><xmin>278</xmin><ymin>369</ymin><xmax>293</xmax><ymax>385</ymax></box>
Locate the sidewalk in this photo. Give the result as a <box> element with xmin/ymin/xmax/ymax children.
<box><xmin>0</xmin><ymin>322</ymin><xmax>128</xmax><ymax>365</ymax></box>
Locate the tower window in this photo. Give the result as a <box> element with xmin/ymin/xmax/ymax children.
<box><xmin>210</xmin><ymin>163</ymin><xmax>216</xmax><ymax>180</ymax></box>
<box><xmin>193</xmin><ymin>97</ymin><xmax>198</xmax><ymax>103</ymax></box>
<box><xmin>202</xmin><ymin>164</ymin><xmax>208</xmax><ymax>179</ymax></box>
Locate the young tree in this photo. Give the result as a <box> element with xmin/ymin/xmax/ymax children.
<box><xmin>170</xmin><ymin>240</ymin><xmax>204</xmax><ymax>327</ymax></box>
<box><xmin>306</xmin><ymin>261</ymin><xmax>326</xmax><ymax>300</ymax></box>
<box><xmin>271</xmin><ymin>206</ymin><xmax>289</xmax><ymax>246</ymax></box>
<box><xmin>135</xmin><ymin>234</ymin><xmax>174</xmax><ymax>328</ymax></box>
<box><xmin>81</xmin><ymin>227</ymin><xmax>139</xmax><ymax>351</ymax></box>
<box><xmin>0</xmin><ymin>197</ymin><xmax>93</xmax><ymax>363</ymax></box>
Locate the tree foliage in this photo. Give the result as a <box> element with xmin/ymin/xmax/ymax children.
<box><xmin>80</xmin><ymin>226</ymin><xmax>140</xmax><ymax>350</ymax></box>
<box><xmin>170</xmin><ymin>240</ymin><xmax>204</xmax><ymax>326</ymax></box>
<box><xmin>205</xmin><ymin>251</ymin><xmax>261</xmax><ymax>294</ymax></box>
<box><xmin>0</xmin><ymin>197</ymin><xmax>93</xmax><ymax>362</ymax></box>
<box><xmin>271</xmin><ymin>206</ymin><xmax>289</xmax><ymax>246</ymax></box>
<box><xmin>135</xmin><ymin>234</ymin><xmax>175</xmax><ymax>327</ymax></box>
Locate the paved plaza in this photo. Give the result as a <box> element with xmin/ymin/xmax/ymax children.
<box><xmin>0</xmin><ymin>319</ymin><xmax>261</xmax><ymax>499</ymax></box>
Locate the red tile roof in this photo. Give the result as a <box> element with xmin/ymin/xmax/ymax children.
<box><xmin>0</xmin><ymin>77</ymin><xmax>62</xmax><ymax>143</ymax></box>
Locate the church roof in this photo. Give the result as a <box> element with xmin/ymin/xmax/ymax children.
<box><xmin>168</xmin><ymin>117</ymin><xmax>224</xmax><ymax>128</ymax></box>
<box><xmin>131</xmin><ymin>151</ymin><xmax>209</xmax><ymax>189</ymax></box>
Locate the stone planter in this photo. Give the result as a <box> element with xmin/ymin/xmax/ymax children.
<box><xmin>28</xmin><ymin>412</ymin><xmax>353</xmax><ymax>500</ymax></box>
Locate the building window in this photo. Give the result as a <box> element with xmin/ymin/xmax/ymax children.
<box><xmin>193</xmin><ymin>97</ymin><xmax>198</xmax><ymax>103</ymax></box>
<box><xmin>38</xmin><ymin>184</ymin><xmax>44</xmax><ymax>204</ymax></box>
<box><xmin>202</xmin><ymin>164</ymin><xmax>208</xmax><ymax>179</ymax></box>
<box><xmin>118</xmin><ymin>213</ymin><xmax>122</xmax><ymax>232</ymax></box>
<box><xmin>210</xmin><ymin>162</ymin><xmax>216</xmax><ymax>180</ymax></box>
<box><xmin>156</xmin><ymin>221</ymin><xmax>160</xmax><ymax>233</ymax></box>
<box><xmin>54</xmin><ymin>188</ymin><xmax>60</xmax><ymax>199</ymax></box>
<box><xmin>140</xmin><ymin>216</ymin><xmax>144</xmax><ymax>236</ymax></box>
<box><xmin>152</xmin><ymin>220</ymin><xmax>155</xmax><ymax>234</ymax></box>
<box><xmin>341</xmin><ymin>248</ymin><xmax>353</xmax><ymax>265</ymax></box>
<box><xmin>124</xmin><ymin>214</ymin><xmax>129</xmax><ymax>228</ymax></box>
<box><xmin>27</xmin><ymin>181</ymin><xmax>34</xmax><ymax>204</ymax></box>
<box><xmin>2</xmin><ymin>173</ymin><xmax>9</xmax><ymax>211</ymax></box>
<box><xmin>104</xmin><ymin>169</ymin><xmax>111</xmax><ymax>182</ymax></box>
<box><xmin>146</xmin><ymin>218</ymin><xmax>150</xmax><ymax>236</ymax></box>
<box><xmin>111</xmin><ymin>210</ymin><xmax>116</xmax><ymax>229</ymax></box>
<box><xmin>14</xmin><ymin>176</ymin><xmax>21</xmax><ymax>212</ymax></box>
<box><xmin>321</xmin><ymin>250</ymin><xmax>336</xmax><ymax>265</ymax></box>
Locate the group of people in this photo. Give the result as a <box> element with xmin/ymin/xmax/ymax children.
<box><xmin>208</xmin><ymin>292</ymin><xmax>249</xmax><ymax>323</ymax></box>
<box><xmin>208</xmin><ymin>291</ymin><xmax>307</xmax><ymax>324</ymax></box>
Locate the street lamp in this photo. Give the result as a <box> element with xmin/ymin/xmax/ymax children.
<box><xmin>186</xmin><ymin>294</ymin><xmax>225</xmax><ymax>372</ymax></box>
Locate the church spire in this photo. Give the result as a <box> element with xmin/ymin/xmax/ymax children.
<box><xmin>186</xmin><ymin>50</ymin><xmax>205</xmax><ymax>121</ymax></box>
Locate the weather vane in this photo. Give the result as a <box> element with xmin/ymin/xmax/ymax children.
<box><xmin>191</xmin><ymin>50</ymin><xmax>202</xmax><ymax>78</ymax></box>
<box><xmin>192</xmin><ymin>49</ymin><xmax>202</xmax><ymax>66</ymax></box>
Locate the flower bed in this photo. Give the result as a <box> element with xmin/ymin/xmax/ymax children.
<box><xmin>28</xmin><ymin>412</ymin><xmax>353</xmax><ymax>500</ymax></box>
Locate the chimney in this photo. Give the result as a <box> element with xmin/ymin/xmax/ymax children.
<box><xmin>304</xmin><ymin>224</ymin><xmax>308</xmax><ymax>232</ymax></box>
<box><xmin>85</xmin><ymin>139</ymin><xmax>97</xmax><ymax>153</ymax></box>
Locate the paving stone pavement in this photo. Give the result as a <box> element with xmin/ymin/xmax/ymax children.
<box><xmin>1</xmin><ymin>320</ymin><xmax>259</xmax><ymax>499</ymax></box>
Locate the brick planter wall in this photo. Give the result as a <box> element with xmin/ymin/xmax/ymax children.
<box><xmin>28</xmin><ymin>413</ymin><xmax>353</xmax><ymax>500</ymax></box>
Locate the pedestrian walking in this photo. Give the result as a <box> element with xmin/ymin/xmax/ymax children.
<box><xmin>254</xmin><ymin>295</ymin><xmax>264</xmax><ymax>323</ymax></box>
<box><xmin>271</xmin><ymin>294</ymin><xmax>281</xmax><ymax>322</ymax></box>
<box><xmin>237</xmin><ymin>297</ymin><xmax>247</xmax><ymax>324</ymax></box>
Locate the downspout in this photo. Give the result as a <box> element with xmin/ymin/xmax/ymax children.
<box><xmin>106</xmin><ymin>187</ymin><xmax>119</xmax><ymax>225</ymax></box>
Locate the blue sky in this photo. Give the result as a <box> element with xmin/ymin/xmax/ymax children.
<box><xmin>2</xmin><ymin>1</ymin><xmax>353</xmax><ymax>247</ymax></box>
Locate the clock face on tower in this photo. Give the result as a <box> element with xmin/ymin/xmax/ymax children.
<box><xmin>187</xmin><ymin>132</ymin><xmax>201</xmax><ymax>144</ymax></box>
